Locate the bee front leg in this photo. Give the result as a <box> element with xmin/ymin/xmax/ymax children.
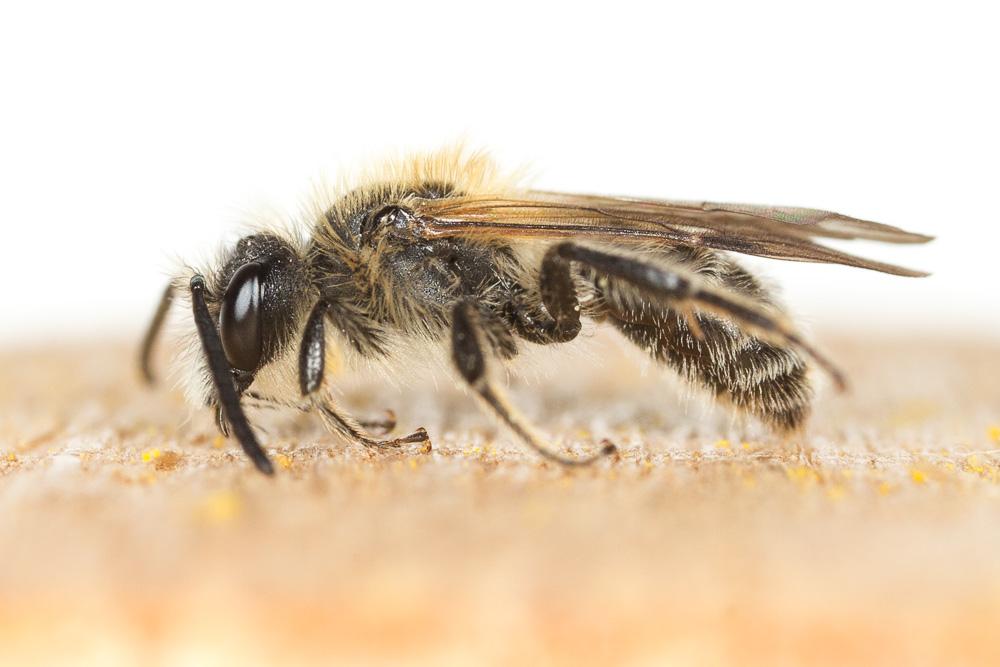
<box><xmin>243</xmin><ymin>390</ymin><xmax>397</xmax><ymax>436</ymax></box>
<box><xmin>298</xmin><ymin>300</ymin><xmax>427</xmax><ymax>450</ymax></box>
<box><xmin>317</xmin><ymin>402</ymin><xmax>427</xmax><ymax>450</ymax></box>
<box><xmin>451</xmin><ymin>300</ymin><xmax>615</xmax><ymax>466</ymax></box>
<box><xmin>139</xmin><ymin>281</ymin><xmax>174</xmax><ymax>384</ymax></box>
<box><xmin>356</xmin><ymin>410</ymin><xmax>397</xmax><ymax>436</ymax></box>
<box><xmin>298</xmin><ymin>301</ymin><xmax>329</xmax><ymax>397</ymax></box>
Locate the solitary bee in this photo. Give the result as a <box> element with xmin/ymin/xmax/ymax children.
<box><xmin>140</xmin><ymin>148</ymin><xmax>931</xmax><ymax>474</ymax></box>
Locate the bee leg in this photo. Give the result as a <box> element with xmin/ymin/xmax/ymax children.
<box><xmin>507</xmin><ymin>245</ymin><xmax>584</xmax><ymax>344</ymax></box>
<box><xmin>298</xmin><ymin>300</ymin><xmax>426</xmax><ymax>449</ymax></box>
<box><xmin>451</xmin><ymin>300</ymin><xmax>616</xmax><ymax>466</ymax></box>
<box><xmin>241</xmin><ymin>391</ymin><xmax>284</xmax><ymax>410</ymax></box>
<box><xmin>356</xmin><ymin>410</ymin><xmax>397</xmax><ymax>436</ymax></box>
<box><xmin>316</xmin><ymin>401</ymin><xmax>427</xmax><ymax>450</ymax></box>
<box><xmin>244</xmin><ymin>390</ymin><xmax>397</xmax><ymax>436</ymax></box>
<box><xmin>549</xmin><ymin>243</ymin><xmax>847</xmax><ymax>391</ymax></box>
<box><xmin>139</xmin><ymin>281</ymin><xmax>174</xmax><ymax>384</ymax></box>
<box><xmin>586</xmin><ymin>247</ymin><xmax>813</xmax><ymax>431</ymax></box>
<box><xmin>298</xmin><ymin>300</ymin><xmax>330</xmax><ymax>396</ymax></box>
<box><xmin>214</xmin><ymin>405</ymin><xmax>231</xmax><ymax>438</ymax></box>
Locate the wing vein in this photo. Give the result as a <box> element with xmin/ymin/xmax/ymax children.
<box><xmin>410</xmin><ymin>191</ymin><xmax>931</xmax><ymax>277</ymax></box>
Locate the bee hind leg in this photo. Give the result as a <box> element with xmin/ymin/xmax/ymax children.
<box><xmin>550</xmin><ymin>243</ymin><xmax>846</xmax><ymax>390</ymax></box>
<box><xmin>451</xmin><ymin>300</ymin><xmax>616</xmax><ymax>466</ymax></box>
<box><xmin>557</xmin><ymin>243</ymin><xmax>844</xmax><ymax>430</ymax></box>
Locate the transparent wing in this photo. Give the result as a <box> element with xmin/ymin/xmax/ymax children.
<box><xmin>410</xmin><ymin>191</ymin><xmax>932</xmax><ymax>277</ymax></box>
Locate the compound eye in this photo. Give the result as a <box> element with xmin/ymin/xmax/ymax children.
<box><xmin>219</xmin><ymin>262</ymin><xmax>264</xmax><ymax>372</ymax></box>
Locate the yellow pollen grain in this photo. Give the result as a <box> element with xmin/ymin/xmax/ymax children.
<box><xmin>966</xmin><ymin>455</ymin><xmax>986</xmax><ymax>474</ymax></box>
<box><xmin>715</xmin><ymin>439</ymin><xmax>731</xmax><ymax>450</ymax></box>
<box><xmin>212</xmin><ymin>435</ymin><xmax>225</xmax><ymax>450</ymax></box>
<box><xmin>5</xmin><ymin>453</ymin><xmax>16</xmax><ymax>462</ymax></box>
<box><xmin>910</xmin><ymin>468</ymin><xmax>927</xmax><ymax>484</ymax></box>
<box><xmin>275</xmin><ymin>454</ymin><xmax>292</xmax><ymax>470</ymax></box>
<box><xmin>877</xmin><ymin>481</ymin><xmax>893</xmax><ymax>496</ymax></box>
<box><xmin>988</xmin><ymin>425</ymin><xmax>1000</xmax><ymax>443</ymax></box>
<box><xmin>740</xmin><ymin>442</ymin><xmax>752</xmax><ymax>450</ymax></box>
<box><xmin>141</xmin><ymin>448</ymin><xmax>162</xmax><ymax>463</ymax></box>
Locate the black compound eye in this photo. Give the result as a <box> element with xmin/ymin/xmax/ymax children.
<box><xmin>219</xmin><ymin>262</ymin><xmax>264</xmax><ymax>371</ymax></box>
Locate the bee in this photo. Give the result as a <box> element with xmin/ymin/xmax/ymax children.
<box><xmin>140</xmin><ymin>147</ymin><xmax>931</xmax><ymax>474</ymax></box>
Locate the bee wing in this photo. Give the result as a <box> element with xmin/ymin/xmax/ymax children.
<box><xmin>410</xmin><ymin>191</ymin><xmax>933</xmax><ymax>277</ymax></box>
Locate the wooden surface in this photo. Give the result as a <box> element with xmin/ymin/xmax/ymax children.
<box><xmin>1</xmin><ymin>334</ymin><xmax>999</xmax><ymax>666</ymax></box>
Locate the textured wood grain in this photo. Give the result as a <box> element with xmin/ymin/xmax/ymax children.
<box><xmin>1</xmin><ymin>334</ymin><xmax>998</xmax><ymax>666</ymax></box>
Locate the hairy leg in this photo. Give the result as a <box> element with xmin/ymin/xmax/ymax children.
<box><xmin>139</xmin><ymin>282</ymin><xmax>174</xmax><ymax>384</ymax></box>
<box><xmin>555</xmin><ymin>243</ymin><xmax>841</xmax><ymax>430</ymax></box>
<box><xmin>316</xmin><ymin>400</ymin><xmax>428</xmax><ymax>450</ymax></box>
<box><xmin>506</xmin><ymin>244</ymin><xmax>583</xmax><ymax>344</ymax></box>
<box><xmin>297</xmin><ymin>300</ymin><xmax>427</xmax><ymax>449</ymax></box>
<box><xmin>243</xmin><ymin>391</ymin><xmax>399</xmax><ymax>436</ymax></box>
<box><xmin>451</xmin><ymin>301</ymin><xmax>614</xmax><ymax>465</ymax></box>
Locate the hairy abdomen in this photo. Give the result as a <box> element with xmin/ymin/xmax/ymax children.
<box><xmin>585</xmin><ymin>246</ymin><xmax>813</xmax><ymax>430</ymax></box>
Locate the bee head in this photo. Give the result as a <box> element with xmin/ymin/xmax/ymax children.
<box><xmin>211</xmin><ymin>233</ymin><xmax>310</xmax><ymax>389</ymax></box>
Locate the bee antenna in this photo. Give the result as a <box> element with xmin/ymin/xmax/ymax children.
<box><xmin>189</xmin><ymin>274</ymin><xmax>275</xmax><ymax>475</ymax></box>
<box><xmin>139</xmin><ymin>282</ymin><xmax>174</xmax><ymax>384</ymax></box>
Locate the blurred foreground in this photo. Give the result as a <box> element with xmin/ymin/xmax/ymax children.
<box><xmin>1</xmin><ymin>334</ymin><xmax>999</xmax><ymax>666</ymax></box>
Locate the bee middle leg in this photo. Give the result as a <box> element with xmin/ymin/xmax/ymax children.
<box><xmin>506</xmin><ymin>242</ymin><xmax>583</xmax><ymax>344</ymax></box>
<box><xmin>451</xmin><ymin>300</ymin><xmax>615</xmax><ymax>466</ymax></box>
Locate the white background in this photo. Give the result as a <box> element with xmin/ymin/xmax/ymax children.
<box><xmin>1</xmin><ymin>1</ymin><xmax>996</xmax><ymax>344</ymax></box>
